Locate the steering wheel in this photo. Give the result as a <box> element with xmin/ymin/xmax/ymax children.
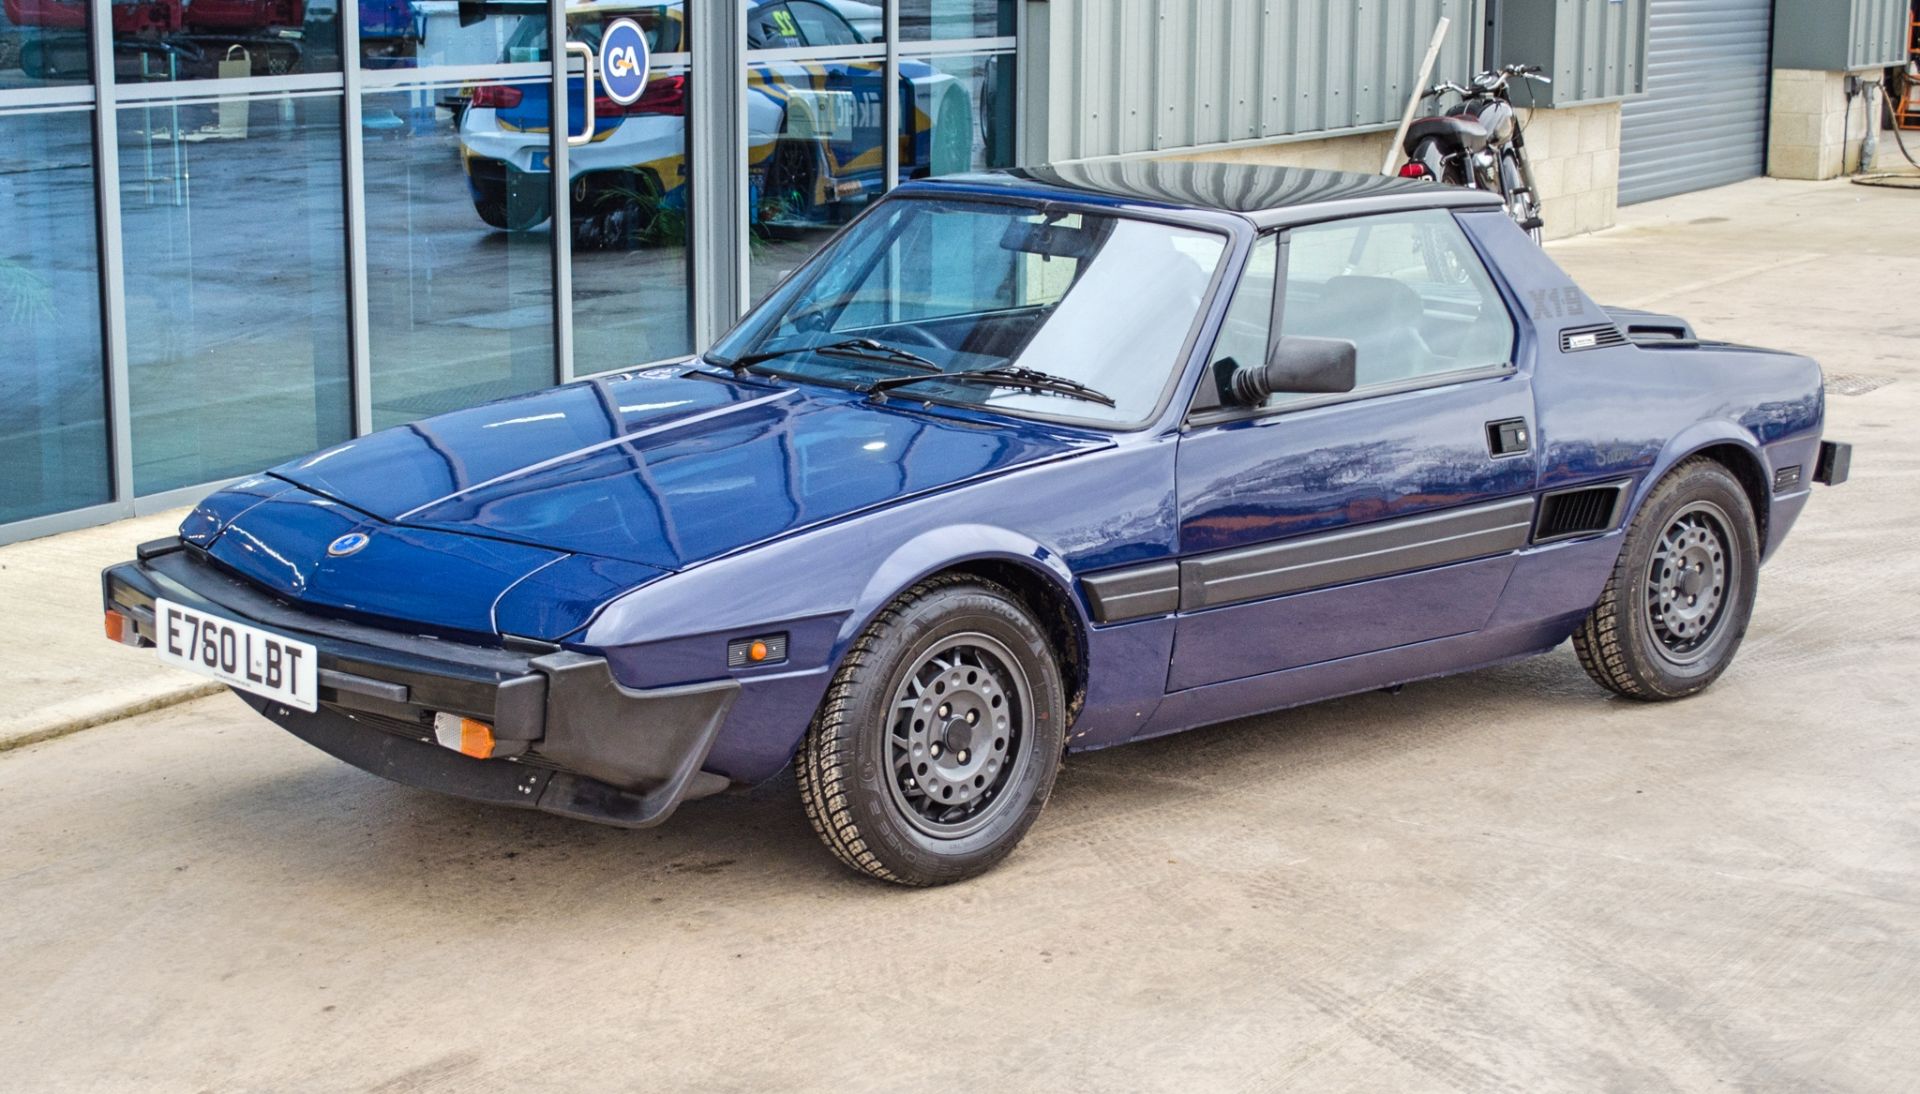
<box><xmin>884</xmin><ymin>325</ymin><xmax>953</xmax><ymax>354</ymax></box>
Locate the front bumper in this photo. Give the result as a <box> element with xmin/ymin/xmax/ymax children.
<box><xmin>102</xmin><ymin>538</ymin><xmax>737</xmax><ymax>828</ymax></box>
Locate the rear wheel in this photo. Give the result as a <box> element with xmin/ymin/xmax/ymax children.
<box><xmin>797</xmin><ymin>576</ymin><xmax>1066</xmax><ymax>886</ymax></box>
<box><xmin>470</xmin><ymin>161</ymin><xmax>552</xmax><ymax>232</ymax></box>
<box><xmin>1573</xmin><ymin>458</ymin><xmax>1760</xmax><ymax>700</ymax></box>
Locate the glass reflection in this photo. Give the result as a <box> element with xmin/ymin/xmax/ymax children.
<box><xmin>106</xmin><ymin>0</ymin><xmax>339</xmax><ymax>81</ymax></box>
<box><xmin>899</xmin><ymin>0</ymin><xmax>1012</xmax><ymax>40</ymax></box>
<box><xmin>459</xmin><ymin>1</ymin><xmax>696</xmax><ymax>372</ymax></box>
<box><xmin>0</xmin><ymin>109</ymin><xmax>110</xmax><ymax>523</ymax></box>
<box><xmin>1</xmin><ymin>0</ymin><xmax>91</xmax><ymax>86</ymax></box>
<box><xmin>903</xmin><ymin>48</ymin><xmax>1012</xmax><ymax>174</ymax></box>
<box><xmin>745</xmin><ymin>0</ymin><xmax>891</xmax><ymax>303</ymax></box>
<box><xmin>363</xmin><ymin>81</ymin><xmax>555</xmax><ymax>430</ymax></box>
<box><xmin>118</xmin><ymin>92</ymin><xmax>350</xmax><ymax>492</ymax></box>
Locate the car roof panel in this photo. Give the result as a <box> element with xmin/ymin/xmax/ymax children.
<box><xmin>897</xmin><ymin>160</ymin><xmax>1505</xmax><ymax>229</ymax></box>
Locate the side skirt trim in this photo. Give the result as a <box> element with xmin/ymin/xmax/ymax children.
<box><xmin>1082</xmin><ymin>496</ymin><xmax>1538</xmax><ymax>623</ymax></box>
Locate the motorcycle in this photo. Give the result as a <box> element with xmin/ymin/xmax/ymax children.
<box><xmin>1398</xmin><ymin>63</ymin><xmax>1552</xmax><ymax>243</ymax></box>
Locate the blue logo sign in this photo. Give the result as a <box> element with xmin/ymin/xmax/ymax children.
<box><xmin>599</xmin><ymin>18</ymin><xmax>651</xmax><ymax>107</ymax></box>
<box><xmin>327</xmin><ymin>533</ymin><xmax>370</xmax><ymax>557</ymax></box>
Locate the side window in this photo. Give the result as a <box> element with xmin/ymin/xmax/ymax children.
<box><xmin>749</xmin><ymin>3</ymin><xmax>805</xmax><ymax>48</ymax></box>
<box><xmin>1206</xmin><ymin>233</ymin><xmax>1280</xmax><ymax>402</ymax></box>
<box><xmin>786</xmin><ymin>0</ymin><xmax>863</xmax><ymax>45</ymax></box>
<box><xmin>1278</xmin><ymin>209</ymin><xmax>1515</xmax><ymax>392</ymax></box>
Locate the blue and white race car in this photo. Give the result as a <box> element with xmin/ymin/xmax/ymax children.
<box><xmin>458</xmin><ymin>0</ymin><xmax>981</xmax><ymax>241</ymax></box>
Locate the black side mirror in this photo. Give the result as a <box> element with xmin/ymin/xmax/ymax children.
<box><xmin>1228</xmin><ymin>335</ymin><xmax>1358</xmax><ymax>406</ymax></box>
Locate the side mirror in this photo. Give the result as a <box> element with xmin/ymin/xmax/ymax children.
<box><xmin>1229</xmin><ymin>335</ymin><xmax>1357</xmax><ymax>406</ymax></box>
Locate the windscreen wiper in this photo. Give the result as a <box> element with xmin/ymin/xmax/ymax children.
<box><xmin>708</xmin><ymin>338</ymin><xmax>939</xmax><ymax>375</ymax></box>
<box><xmin>865</xmin><ymin>366</ymin><xmax>1117</xmax><ymax>408</ymax></box>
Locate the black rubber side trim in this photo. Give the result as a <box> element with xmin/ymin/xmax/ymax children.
<box><xmin>1179</xmin><ymin>496</ymin><xmax>1536</xmax><ymax>612</ymax></box>
<box><xmin>1082</xmin><ymin>561</ymin><xmax>1180</xmax><ymax>624</ymax></box>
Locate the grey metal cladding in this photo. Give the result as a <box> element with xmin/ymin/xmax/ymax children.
<box><xmin>1180</xmin><ymin>497</ymin><xmax>1537</xmax><ymax>612</ymax></box>
<box><xmin>1030</xmin><ymin>0</ymin><xmax>1486</xmax><ymax>161</ymax></box>
<box><xmin>1083</xmin><ymin>562</ymin><xmax>1181</xmax><ymax>624</ymax></box>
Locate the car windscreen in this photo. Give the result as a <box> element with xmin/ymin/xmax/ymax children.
<box><xmin>711</xmin><ymin>198</ymin><xmax>1229</xmax><ymax>427</ymax></box>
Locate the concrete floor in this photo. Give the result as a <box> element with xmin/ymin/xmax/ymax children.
<box><xmin>2</xmin><ymin>177</ymin><xmax>1917</xmax><ymax>1092</ymax></box>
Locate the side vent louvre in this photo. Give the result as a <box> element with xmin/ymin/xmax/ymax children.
<box><xmin>1558</xmin><ymin>324</ymin><xmax>1629</xmax><ymax>353</ymax></box>
<box><xmin>1533</xmin><ymin>480</ymin><xmax>1632</xmax><ymax>543</ymax></box>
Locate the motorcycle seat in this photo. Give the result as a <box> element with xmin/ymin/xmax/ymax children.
<box><xmin>1405</xmin><ymin>113</ymin><xmax>1491</xmax><ymax>154</ymax></box>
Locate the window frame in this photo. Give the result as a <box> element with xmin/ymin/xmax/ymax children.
<box><xmin>1185</xmin><ymin>211</ymin><xmax>1519</xmax><ymax>430</ymax></box>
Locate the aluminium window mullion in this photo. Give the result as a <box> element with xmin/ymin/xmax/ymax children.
<box><xmin>341</xmin><ymin>0</ymin><xmax>372</xmax><ymax>436</ymax></box>
<box><xmin>89</xmin><ymin>0</ymin><xmax>133</xmax><ymax>510</ymax></box>
<box><xmin>550</xmin><ymin>0</ymin><xmax>575</xmax><ymax>385</ymax></box>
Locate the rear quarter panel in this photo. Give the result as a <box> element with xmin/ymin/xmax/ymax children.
<box><xmin>1461</xmin><ymin>210</ymin><xmax>1825</xmax><ymax>565</ymax></box>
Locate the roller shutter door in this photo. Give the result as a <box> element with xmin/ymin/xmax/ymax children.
<box><xmin>1618</xmin><ymin>0</ymin><xmax>1774</xmax><ymax>204</ymax></box>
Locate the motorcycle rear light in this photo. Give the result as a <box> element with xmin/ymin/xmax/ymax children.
<box><xmin>1397</xmin><ymin>162</ymin><xmax>1431</xmax><ymax>179</ymax></box>
<box><xmin>470</xmin><ymin>84</ymin><xmax>523</xmax><ymax>110</ymax></box>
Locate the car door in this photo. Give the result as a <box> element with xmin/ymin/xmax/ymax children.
<box><xmin>1167</xmin><ymin>209</ymin><xmax>1538</xmax><ymax>692</ymax></box>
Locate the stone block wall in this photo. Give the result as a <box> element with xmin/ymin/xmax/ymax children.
<box><xmin>1768</xmin><ymin>68</ymin><xmax>1875</xmax><ymax>179</ymax></box>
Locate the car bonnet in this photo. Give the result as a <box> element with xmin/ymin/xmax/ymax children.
<box><xmin>260</xmin><ymin>369</ymin><xmax>1109</xmax><ymax>573</ymax></box>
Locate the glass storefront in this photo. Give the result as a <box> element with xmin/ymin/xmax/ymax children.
<box><xmin>0</xmin><ymin>107</ymin><xmax>111</xmax><ymax>523</ymax></box>
<box><xmin>119</xmin><ymin>90</ymin><xmax>353</xmax><ymax>492</ymax></box>
<box><xmin>0</xmin><ymin>0</ymin><xmax>1017</xmax><ymax>539</ymax></box>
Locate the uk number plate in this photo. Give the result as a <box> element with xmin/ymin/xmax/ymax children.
<box><xmin>153</xmin><ymin>598</ymin><xmax>318</xmax><ymax>712</ymax></box>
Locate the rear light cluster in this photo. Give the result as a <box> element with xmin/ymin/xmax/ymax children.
<box><xmin>1397</xmin><ymin>162</ymin><xmax>1431</xmax><ymax>179</ymax></box>
<box><xmin>594</xmin><ymin>73</ymin><xmax>687</xmax><ymax>118</ymax></box>
<box><xmin>469</xmin><ymin>74</ymin><xmax>686</xmax><ymax>119</ymax></box>
<box><xmin>470</xmin><ymin>83</ymin><xmax>524</xmax><ymax>110</ymax></box>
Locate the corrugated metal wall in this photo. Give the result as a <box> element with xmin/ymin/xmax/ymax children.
<box><xmin>1847</xmin><ymin>0</ymin><xmax>1909</xmax><ymax>69</ymax></box>
<box><xmin>1028</xmin><ymin>0</ymin><xmax>1485</xmax><ymax>162</ymax></box>
<box><xmin>1617</xmin><ymin>0</ymin><xmax>1773</xmax><ymax>204</ymax></box>
<box><xmin>1496</xmin><ymin>0</ymin><xmax>1648</xmax><ymax>107</ymax></box>
<box><xmin>1774</xmin><ymin>0</ymin><xmax>1910</xmax><ymax>70</ymax></box>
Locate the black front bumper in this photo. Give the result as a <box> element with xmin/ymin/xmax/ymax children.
<box><xmin>103</xmin><ymin>539</ymin><xmax>737</xmax><ymax>828</ymax></box>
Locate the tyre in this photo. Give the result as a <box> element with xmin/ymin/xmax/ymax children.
<box><xmin>1573</xmin><ymin>457</ymin><xmax>1761</xmax><ymax>700</ymax></box>
<box><xmin>755</xmin><ymin>135</ymin><xmax>820</xmax><ymax>235</ymax></box>
<box><xmin>1512</xmin><ymin>189</ymin><xmax>1544</xmax><ymax>244</ymax></box>
<box><xmin>470</xmin><ymin>161</ymin><xmax>552</xmax><ymax>232</ymax></box>
<box><xmin>928</xmin><ymin>91</ymin><xmax>972</xmax><ymax>177</ymax></box>
<box><xmin>797</xmin><ymin>575</ymin><xmax>1067</xmax><ymax>886</ymax></box>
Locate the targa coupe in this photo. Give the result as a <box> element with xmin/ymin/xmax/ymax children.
<box><xmin>103</xmin><ymin>162</ymin><xmax>1849</xmax><ymax>885</ymax></box>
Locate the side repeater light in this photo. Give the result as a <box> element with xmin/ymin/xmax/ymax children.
<box><xmin>727</xmin><ymin>633</ymin><xmax>789</xmax><ymax>668</ymax></box>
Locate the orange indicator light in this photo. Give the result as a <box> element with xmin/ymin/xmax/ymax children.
<box><xmin>433</xmin><ymin>713</ymin><xmax>496</xmax><ymax>759</ymax></box>
<box><xmin>103</xmin><ymin>612</ymin><xmax>126</xmax><ymax>644</ymax></box>
<box><xmin>748</xmin><ymin>640</ymin><xmax>769</xmax><ymax>662</ymax></box>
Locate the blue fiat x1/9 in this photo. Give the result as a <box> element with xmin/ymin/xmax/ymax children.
<box><xmin>103</xmin><ymin>162</ymin><xmax>1849</xmax><ymax>886</ymax></box>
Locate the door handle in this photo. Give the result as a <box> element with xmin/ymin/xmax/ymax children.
<box><xmin>1486</xmin><ymin>417</ymin><xmax>1530</xmax><ymax>457</ymax></box>
<box><xmin>566</xmin><ymin>40</ymin><xmax>596</xmax><ymax>147</ymax></box>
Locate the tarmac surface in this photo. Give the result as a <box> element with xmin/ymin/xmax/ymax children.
<box><xmin>1</xmin><ymin>175</ymin><xmax>1916</xmax><ymax>1092</ymax></box>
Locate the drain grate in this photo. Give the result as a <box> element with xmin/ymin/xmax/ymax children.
<box><xmin>1825</xmin><ymin>374</ymin><xmax>1896</xmax><ymax>397</ymax></box>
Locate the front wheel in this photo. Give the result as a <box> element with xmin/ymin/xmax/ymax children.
<box><xmin>797</xmin><ymin>575</ymin><xmax>1066</xmax><ymax>886</ymax></box>
<box><xmin>1572</xmin><ymin>457</ymin><xmax>1761</xmax><ymax>700</ymax></box>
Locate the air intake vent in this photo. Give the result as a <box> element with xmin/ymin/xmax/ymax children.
<box><xmin>1533</xmin><ymin>480</ymin><xmax>1631</xmax><ymax>543</ymax></box>
<box><xmin>1558</xmin><ymin>324</ymin><xmax>1629</xmax><ymax>353</ymax></box>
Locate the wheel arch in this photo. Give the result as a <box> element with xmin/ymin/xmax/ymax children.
<box><xmin>1642</xmin><ymin>424</ymin><xmax>1772</xmax><ymax>554</ymax></box>
<box><xmin>841</xmin><ymin>526</ymin><xmax>1092</xmax><ymax>727</ymax></box>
